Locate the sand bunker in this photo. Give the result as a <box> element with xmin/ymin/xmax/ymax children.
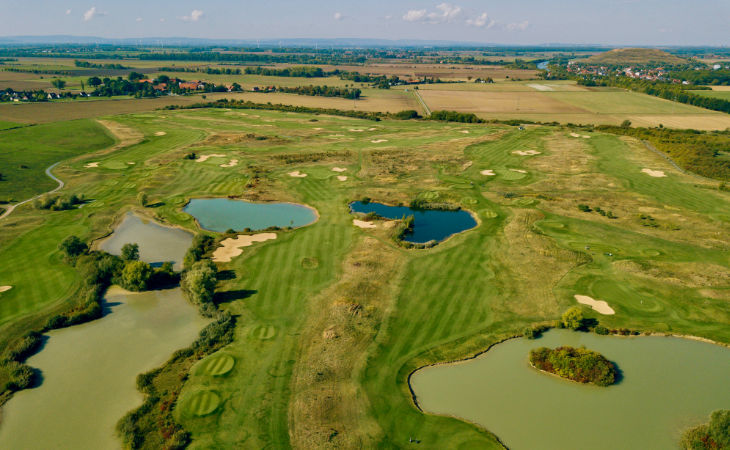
<box><xmin>574</xmin><ymin>295</ymin><xmax>615</xmax><ymax>315</ymax></box>
<box><xmin>349</xmin><ymin>128</ymin><xmax>364</xmax><ymax>132</ymax></box>
<box><xmin>368</xmin><ymin>127</ymin><xmax>377</xmax><ymax>131</ymax></box>
<box><xmin>460</xmin><ymin>130</ymin><xmax>470</xmax><ymax>134</ymax></box>
<box><xmin>0</xmin><ymin>286</ymin><xmax>12</xmax><ymax>293</ymax></box>
<box><xmin>353</xmin><ymin>219</ymin><xmax>376</xmax><ymax>229</ymax></box>
<box><xmin>196</xmin><ymin>154</ymin><xmax>226</xmax><ymax>163</ymax></box>
<box><xmin>582</xmin><ymin>135</ymin><xmax>591</xmax><ymax>139</ymax></box>
<box><xmin>337</xmin><ymin>176</ymin><xmax>348</xmax><ymax>181</ymax></box>
<box><xmin>127</xmin><ymin>162</ymin><xmax>135</xmax><ymax>165</ymax></box>
<box><xmin>480</xmin><ymin>169</ymin><xmax>496</xmax><ymax>176</ymax></box>
<box><xmin>154</xmin><ymin>131</ymin><xmax>166</xmax><ymax>136</ymax></box>
<box><xmin>212</xmin><ymin>233</ymin><xmax>277</xmax><ymax>263</ymax></box>
<box><xmin>570</xmin><ymin>132</ymin><xmax>581</xmax><ymax>138</ymax></box>
<box><xmin>371</xmin><ymin>139</ymin><xmax>388</xmax><ymax>143</ymax></box>
<box><xmin>642</xmin><ymin>168</ymin><xmax>667</xmax><ymax>178</ymax></box>
<box><xmin>313</xmin><ymin>127</ymin><xmax>323</xmax><ymax>130</ymax></box>
<box><xmin>84</xmin><ymin>162</ymin><xmax>99</xmax><ymax>168</ymax></box>
<box><xmin>288</xmin><ymin>171</ymin><xmax>307</xmax><ymax>178</ymax></box>
<box><xmin>513</xmin><ymin>150</ymin><xmax>542</xmax><ymax>156</ymax></box>
<box><xmin>220</xmin><ymin>159</ymin><xmax>239</xmax><ymax>168</ymax></box>
<box><xmin>510</xmin><ymin>169</ymin><xmax>528</xmax><ymax>174</ymax></box>
<box><xmin>332</xmin><ymin>167</ymin><xmax>347</xmax><ymax>172</ymax></box>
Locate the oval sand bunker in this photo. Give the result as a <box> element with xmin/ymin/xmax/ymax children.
<box><xmin>574</xmin><ymin>294</ymin><xmax>615</xmax><ymax>315</ymax></box>
<box><xmin>212</xmin><ymin>233</ymin><xmax>277</xmax><ymax>262</ymax></box>
<box><xmin>642</xmin><ymin>168</ymin><xmax>667</xmax><ymax>178</ymax></box>
<box><xmin>0</xmin><ymin>285</ymin><xmax>12</xmax><ymax>293</ymax></box>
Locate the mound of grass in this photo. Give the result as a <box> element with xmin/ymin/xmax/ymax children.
<box><xmin>582</xmin><ymin>48</ymin><xmax>686</xmax><ymax>65</ymax></box>
<box><xmin>198</xmin><ymin>354</ymin><xmax>235</xmax><ymax>377</ymax></box>
<box><xmin>182</xmin><ymin>390</ymin><xmax>221</xmax><ymax>417</ymax></box>
<box><xmin>529</xmin><ymin>346</ymin><xmax>618</xmax><ymax>386</ymax></box>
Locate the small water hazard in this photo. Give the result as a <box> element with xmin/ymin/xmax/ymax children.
<box><xmin>349</xmin><ymin>201</ymin><xmax>477</xmax><ymax>243</ymax></box>
<box><xmin>184</xmin><ymin>198</ymin><xmax>318</xmax><ymax>232</ymax></box>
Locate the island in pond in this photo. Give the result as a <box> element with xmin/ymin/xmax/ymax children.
<box><xmin>529</xmin><ymin>346</ymin><xmax>618</xmax><ymax>386</ymax></box>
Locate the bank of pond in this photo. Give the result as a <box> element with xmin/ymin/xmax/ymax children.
<box><xmin>411</xmin><ymin>329</ymin><xmax>730</xmax><ymax>450</ymax></box>
<box><xmin>349</xmin><ymin>201</ymin><xmax>477</xmax><ymax>244</ymax></box>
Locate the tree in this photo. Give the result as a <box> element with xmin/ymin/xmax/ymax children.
<box><xmin>620</xmin><ymin>119</ymin><xmax>632</xmax><ymax>128</ymax></box>
<box><xmin>181</xmin><ymin>260</ymin><xmax>218</xmax><ymax>314</ymax></box>
<box><xmin>137</xmin><ymin>192</ymin><xmax>148</xmax><ymax>207</ymax></box>
<box><xmin>128</xmin><ymin>72</ymin><xmax>145</xmax><ymax>81</ymax></box>
<box><xmin>561</xmin><ymin>307</ymin><xmax>584</xmax><ymax>330</ymax></box>
<box><xmin>88</xmin><ymin>76</ymin><xmax>102</xmax><ymax>87</ymax></box>
<box><xmin>59</xmin><ymin>235</ymin><xmax>87</xmax><ymax>259</ymax></box>
<box><xmin>121</xmin><ymin>243</ymin><xmax>140</xmax><ymax>261</ymax></box>
<box><xmin>50</xmin><ymin>79</ymin><xmax>66</xmax><ymax>90</ymax></box>
<box><xmin>120</xmin><ymin>260</ymin><xmax>152</xmax><ymax>291</ymax></box>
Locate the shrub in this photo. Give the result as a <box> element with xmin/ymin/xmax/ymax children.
<box><xmin>181</xmin><ymin>260</ymin><xmax>218</xmax><ymax>315</ymax></box>
<box><xmin>594</xmin><ymin>325</ymin><xmax>609</xmax><ymax>335</ymax></box>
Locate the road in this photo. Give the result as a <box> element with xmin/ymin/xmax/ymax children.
<box><xmin>0</xmin><ymin>161</ymin><xmax>64</xmax><ymax>220</ymax></box>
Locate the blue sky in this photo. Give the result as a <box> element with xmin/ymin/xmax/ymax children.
<box><xmin>2</xmin><ymin>0</ymin><xmax>728</xmax><ymax>45</ymax></box>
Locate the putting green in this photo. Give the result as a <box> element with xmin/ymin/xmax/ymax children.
<box><xmin>183</xmin><ymin>390</ymin><xmax>221</xmax><ymax>417</ymax></box>
<box><xmin>198</xmin><ymin>354</ymin><xmax>235</xmax><ymax>377</ymax></box>
<box><xmin>102</xmin><ymin>160</ymin><xmax>131</xmax><ymax>170</ymax></box>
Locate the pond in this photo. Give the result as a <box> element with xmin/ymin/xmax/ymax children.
<box><xmin>0</xmin><ymin>215</ymin><xmax>208</xmax><ymax>449</ymax></box>
<box><xmin>98</xmin><ymin>212</ymin><xmax>193</xmax><ymax>270</ymax></box>
<box><xmin>410</xmin><ymin>329</ymin><xmax>730</xmax><ymax>450</ymax></box>
<box><xmin>184</xmin><ymin>198</ymin><xmax>318</xmax><ymax>232</ymax></box>
<box><xmin>349</xmin><ymin>201</ymin><xmax>477</xmax><ymax>243</ymax></box>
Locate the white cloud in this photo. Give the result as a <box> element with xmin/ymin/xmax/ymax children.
<box><xmin>180</xmin><ymin>9</ymin><xmax>204</xmax><ymax>22</ymax></box>
<box><xmin>333</xmin><ymin>12</ymin><xmax>344</xmax><ymax>21</ymax></box>
<box><xmin>403</xmin><ymin>9</ymin><xmax>427</xmax><ymax>22</ymax></box>
<box><xmin>136</xmin><ymin>17</ymin><xmax>143</xmax><ymax>22</ymax></box>
<box><xmin>506</xmin><ymin>20</ymin><xmax>529</xmax><ymax>31</ymax></box>
<box><xmin>404</xmin><ymin>3</ymin><xmax>462</xmax><ymax>24</ymax></box>
<box><xmin>83</xmin><ymin>6</ymin><xmax>105</xmax><ymax>22</ymax></box>
<box><xmin>384</xmin><ymin>15</ymin><xmax>393</xmax><ymax>20</ymax></box>
<box><xmin>65</xmin><ymin>9</ymin><xmax>71</xmax><ymax>15</ymax></box>
<box><xmin>466</xmin><ymin>12</ymin><xmax>495</xmax><ymax>28</ymax></box>
<box><xmin>159</xmin><ymin>18</ymin><xmax>166</xmax><ymax>22</ymax></box>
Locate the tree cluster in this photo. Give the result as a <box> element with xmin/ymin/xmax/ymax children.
<box><xmin>275</xmin><ymin>85</ymin><xmax>361</xmax><ymax>99</ymax></box>
<box><xmin>529</xmin><ymin>346</ymin><xmax>618</xmax><ymax>386</ymax></box>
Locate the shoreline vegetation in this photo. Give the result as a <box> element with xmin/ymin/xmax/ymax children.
<box><xmin>528</xmin><ymin>346</ymin><xmax>618</xmax><ymax>386</ymax></box>
<box><xmin>681</xmin><ymin>409</ymin><xmax>730</xmax><ymax>450</ymax></box>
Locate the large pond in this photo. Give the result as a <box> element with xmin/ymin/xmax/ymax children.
<box><xmin>99</xmin><ymin>212</ymin><xmax>193</xmax><ymax>270</ymax></box>
<box><xmin>411</xmin><ymin>329</ymin><xmax>730</xmax><ymax>450</ymax></box>
<box><xmin>0</xmin><ymin>215</ymin><xmax>208</xmax><ymax>449</ymax></box>
<box><xmin>184</xmin><ymin>198</ymin><xmax>318</xmax><ymax>232</ymax></box>
<box><xmin>349</xmin><ymin>201</ymin><xmax>477</xmax><ymax>243</ymax></box>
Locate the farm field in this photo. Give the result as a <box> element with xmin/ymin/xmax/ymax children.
<box><xmin>690</xmin><ymin>89</ymin><xmax>730</xmax><ymax>100</ymax></box>
<box><xmin>416</xmin><ymin>81</ymin><xmax>730</xmax><ymax>129</ymax></box>
<box><xmin>1</xmin><ymin>105</ymin><xmax>729</xmax><ymax>449</ymax></box>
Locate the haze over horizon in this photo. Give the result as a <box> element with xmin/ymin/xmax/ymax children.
<box><xmin>1</xmin><ymin>0</ymin><xmax>728</xmax><ymax>46</ymax></box>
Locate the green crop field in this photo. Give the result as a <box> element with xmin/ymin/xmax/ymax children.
<box><xmin>1</xmin><ymin>105</ymin><xmax>729</xmax><ymax>449</ymax></box>
<box><xmin>689</xmin><ymin>89</ymin><xmax>730</xmax><ymax>100</ymax></box>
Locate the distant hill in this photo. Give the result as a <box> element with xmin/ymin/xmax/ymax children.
<box><xmin>582</xmin><ymin>48</ymin><xmax>687</xmax><ymax>65</ymax></box>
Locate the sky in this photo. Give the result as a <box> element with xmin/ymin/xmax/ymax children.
<box><xmin>1</xmin><ymin>0</ymin><xmax>729</xmax><ymax>46</ymax></box>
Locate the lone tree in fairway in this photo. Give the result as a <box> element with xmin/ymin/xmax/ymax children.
<box><xmin>561</xmin><ymin>307</ymin><xmax>584</xmax><ymax>330</ymax></box>
<box><xmin>121</xmin><ymin>243</ymin><xmax>140</xmax><ymax>261</ymax></box>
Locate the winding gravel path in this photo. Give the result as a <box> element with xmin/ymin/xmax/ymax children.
<box><xmin>0</xmin><ymin>161</ymin><xmax>64</xmax><ymax>220</ymax></box>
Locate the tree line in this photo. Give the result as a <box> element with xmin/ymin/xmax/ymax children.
<box><xmin>275</xmin><ymin>85</ymin><xmax>361</xmax><ymax>99</ymax></box>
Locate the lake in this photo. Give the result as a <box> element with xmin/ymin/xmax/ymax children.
<box><xmin>98</xmin><ymin>212</ymin><xmax>193</xmax><ymax>270</ymax></box>
<box><xmin>0</xmin><ymin>215</ymin><xmax>208</xmax><ymax>449</ymax></box>
<box><xmin>184</xmin><ymin>198</ymin><xmax>318</xmax><ymax>232</ymax></box>
<box><xmin>349</xmin><ymin>201</ymin><xmax>477</xmax><ymax>243</ymax></box>
<box><xmin>411</xmin><ymin>329</ymin><xmax>730</xmax><ymax>449</ymax></box>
